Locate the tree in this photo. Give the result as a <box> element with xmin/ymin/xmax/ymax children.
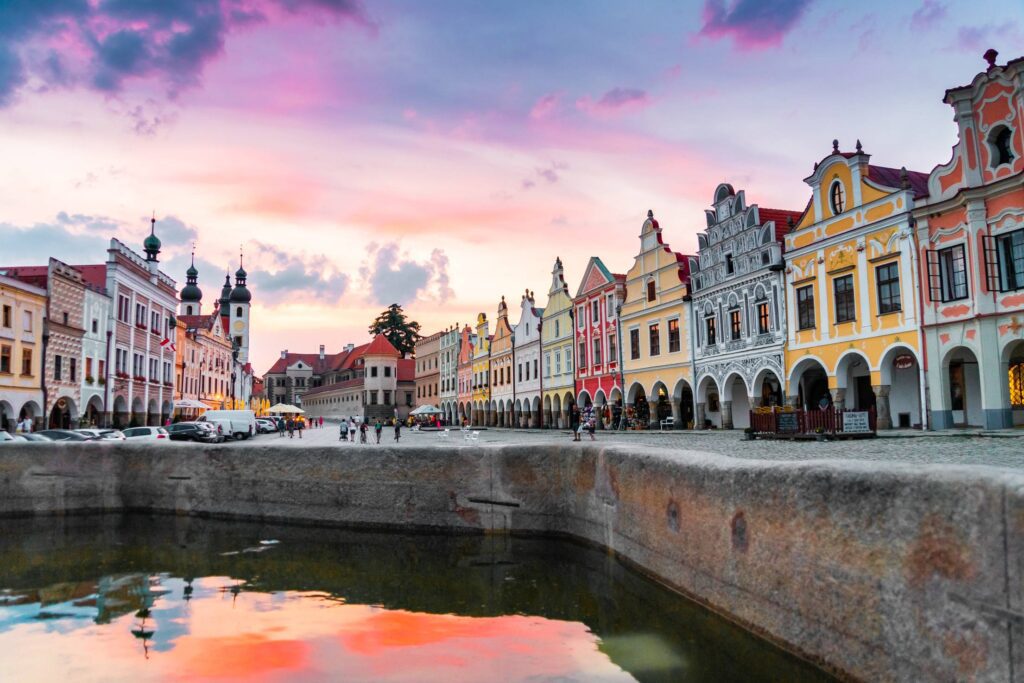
<box><xmin>369</xmin><ymin>304</ymin><xmax>421</xmax><ymax>357</ymax></box>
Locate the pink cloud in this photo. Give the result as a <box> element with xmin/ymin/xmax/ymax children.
<box><xmin>696</xmin><ymin>0</ymin><xmax>812</xmax><ymax>51</ymax></box>
<box><xmin>529</xmin><ymin>91</ymin><xmax>563</xmax><ymax>120</ymax></box>
<box><xmin>575</xmin><ymin>87</ymin><xmax>651</xmax><ymax>119</ymax></box>
<box><xmin>910</xmin><ymin>0</ymin><xmax>947</xmax><ymax>31</ymax></box>
<box><xmin>955</xmin><ymin>22</ymin><xmax>1022</xmax><ymax>53</ymax></box>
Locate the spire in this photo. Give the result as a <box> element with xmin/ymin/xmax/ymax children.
<box><xmin>143</xmin><ymin>211</ymin><xmax>161</xmax><ymax>262</ymax></box>
<box><xmin>550</xmin><ymin>256</ymin><xmax>567</xmax><ymax>295</ymax></box>
<box><xmin>180</xmin><ymin>243</ymin><xmax>202</xmax><ymax>305</ymax></box>
<box><xmin>219</xmin><ymin>272</ymin><xmax>232</xmax><ymax>313</ymax></box>
<box><xmin>230</xmin><ymin>245</ymin><xmax>251</xmax><ymax>303</ymax></box>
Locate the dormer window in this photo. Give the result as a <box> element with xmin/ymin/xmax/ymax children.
<box><xmin>829</xmin><ymin>180</ymin><xmax>845</xmax><ymax>214</ymax></box>
<box><xmin>989</xmin><ymin>126</ymin><xmax>1015</xmax><ymax>168</ymax></box>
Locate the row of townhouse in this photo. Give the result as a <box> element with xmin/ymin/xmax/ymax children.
<box><xmin>0</xmin><ymin>222</ymin><xmax>258</xmax><ymax>433</ymax></box>
<box><xmin>416</xmin><ymin>52</ymin><xmax>1024</xmax><ymax>431</ymax></box>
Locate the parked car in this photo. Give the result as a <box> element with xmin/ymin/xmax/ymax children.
<box><xmin>166</xmin><ymin>422</ymin><xmax>220</xmax><ymax>443</ymax></box>
<box><xmin>122</xmin><ymin>426</ymin><xmax>170</xmax><ymax>441</ymax></box>
<box><xmin>255</xmin><ymin>418</ymin><xmax>277</xmax><ymax>434</ymax></box>
<box><xmin>198</xmin><ymin>410</ymin><xmax>256</xmax><ymax>440</ymax></box>
<box><xmin>21</xmin><ymin>433</ymin><xmax>54</xmax><ymax>442</ymax></box>
<box><xmin>76</xmin><ymin>428</ymin><xmax>126</xmax><ymax>441</ymax></box>
<box><xmin>36</xmin><ymin>429</ymin><xmax>96</xmax><ymax>441</ymax></box>
<box><xmin>0</xmin><ymin>431</ymin><xmax>15</xmax><ymax>442</ymax></box>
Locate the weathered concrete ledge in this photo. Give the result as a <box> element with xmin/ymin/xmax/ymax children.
<box><xmin>0</xmin><ymin>442</ymin><xmax>1021</xmax><ymax>682</ymax></box>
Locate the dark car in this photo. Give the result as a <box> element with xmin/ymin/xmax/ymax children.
<box><xmin>36</xmin><ymin>429</ymin><xmax>95</xmax><ymax>441</ymax></box>
<box><xmin>166</xmin><ymin>422</ymin><xmax>219</xmax><ymax>443</ymax></box>
<box><xmin>21</xmin><ymin>433</ymin><xmax>54</xmax><ymax>442</ymax></box>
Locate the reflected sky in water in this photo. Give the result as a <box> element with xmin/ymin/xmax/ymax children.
<box><xmin>0</xmin><ymin>515</ymin><xmax>832</xmax><ymax>682</ymax></box>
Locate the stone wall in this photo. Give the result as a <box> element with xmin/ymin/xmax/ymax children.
<box><xmin>0</xmin><ymin>442</ymin><xmax>1020</xmax><ymax>682</ymax></box>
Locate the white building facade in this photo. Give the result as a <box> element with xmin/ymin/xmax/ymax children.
<box><xmin>513</xmin><ymin>290</ymin><xmax>543</xmax><ymax>427</ymax></box>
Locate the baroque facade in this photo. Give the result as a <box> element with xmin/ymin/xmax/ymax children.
<box><xmin>489</xmin><ymin>298</ymin><xmax>515</xmax><ymax>426</ymax></box>
<box><xmin>620</xmin><ymin>210</ymin><xmax>695</xmax><ymax>429</ymax></box>
<box><xmin>413</xmin><ymin>331</ymin><xmax>441</xmax><ymax>409</ymax></box>
<box><xmin>690</xmin><ymin>187</ymin><xmax>799</xmax><ymax>429</ymax></box>
<box><xmin>512</xmin><ymin>290</ymin><xmax>543</xmax><ymax>428</ymax></box>
<box><xmin>438</xmin><ymin>325</ymin><xmax>462</xmax><ymax>425</ymax></box>
<box><xmin>0</xmin><ymin>274</ymin><xmax>46</xmax><ymax>431</ymax></box>
<box><xmin>573</xmin><ymin>257</ymin><xmax>625</xmax><ymax>416</ymax></box>
<box><xmin>541</xmin><ymin>258</ymin><xmax>575</xmax><ymax>428</ymax></box>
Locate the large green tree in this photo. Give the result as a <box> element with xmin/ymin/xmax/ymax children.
<box><xmin>368</xmin><ymin>304</ymin><xmax>421</xmax><ymax>356</ymax></box>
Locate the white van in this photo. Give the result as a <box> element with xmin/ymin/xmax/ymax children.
<box><xmin>198</xmin><ymin>410</ymin><xmax>257</xmax><ymax>440</ymax></box>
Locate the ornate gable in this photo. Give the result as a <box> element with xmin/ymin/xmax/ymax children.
<box><xmin>576</xmin><ymin>257</ymin><xmax>612</xmax><ymax>299</ymax></box>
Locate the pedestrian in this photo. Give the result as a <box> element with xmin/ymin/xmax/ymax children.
<box><xmin>359</xmin><ymin>421</ymin><xmax>368</xmax><ymax>443</ymax></box>
<box><xmin>374</xmin><ymin>419</ymin><xmax>382</xmax><ymax>444</ymax></box>
<box><xmin>349</xmin><ymin>417</ymin><xmax>358</xmax><ymax>442</ymax></box>
<box><xmin>394</xmin><ymin>420</ymin><xmax>401</xmax><ymax>443</ymax></box>
<box><xmin>570</xmin><ymin>405</ymin><xmax>580</xmax><ymax>442</ymax></box>
<box><xmin>319</xmin><ymin>416</ymin><xmax>324</xmax><ymax>429</ymax></box>
<box><xmin>277</xmin><ymin>416</ymin><xmax>285</xmax><ymax>437</ymax></box>
<box><xmin>339</xmin><ymin>418</ymin><xmax>348</xmax><ymax>441</ymax></box>
<box><xmin>583</xmin><ymin>404</ymin><xmax>596</xmax><ymax>441</ymax></box>
<box><xmin>297</xmin><ymin>416</ymin><xmax>304</xmax><ymax>439</ymax></box>
<box><xmin>286</xmin><ymin>417</ymin><xmax>294</xmax><ymax>439</ymax></box>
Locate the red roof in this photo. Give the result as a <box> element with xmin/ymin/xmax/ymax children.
<box><xmin>0</xmin><ymin>266</ymin><xmax>48</xmax><ymax>289</ymax></box>
<box><xmin>73</xmin><ymin>265</ymin><xmax>108</xmax><ymax>292</ymax></box>
<box><xmin>363</xmin><ymin>334</ymin><xmax>400</xmax><ymax>357</ymax></box>
<box><xmin>178</xmin><ymin>314</ymin><xmax>217</xmax><ymax>330</ymax></box>
<box><xmin>397</xmin><ymin>358</ymin><xmax>415</xmax><ymax>382</ymax></box>
<box><xmin>758</xmin><ymin>207</ymin><xmax>804</xmax><ymax>243</ymax></box>
<box><xmin>867</xmin><ymin>165</ymin><xmax>930</xmax><ymax>199</ymax></box>
<box><xmin>302</xmin><ymin>377</ymin><xmax>364</xmax><ymax>397</ymax></box>
<box><xmin>262</xmin><ymin>336</ymin><xmax>398</xmax><ymax>376</ymax></box>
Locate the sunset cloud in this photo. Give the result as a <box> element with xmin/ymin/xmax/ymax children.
<box><xmin>576</xmin><ymin>87</ymin><xmax>651</xmax><ymax>118</ymax></box>
<box><xmin>697</xmin><ymin>0</ymin><xmax>812</xmax><ymax>50</ymax></box>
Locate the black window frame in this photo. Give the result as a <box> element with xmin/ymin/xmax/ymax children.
<box><xmin>930</xmin><ymin>244</ymin><xmax>969</xmax><ymax>302</ymax></box>
<box><xmin>829</xmin><ymin>181</ymin><xmax>845</xmax><ymax>214</ymax></box>
<box><xmin>875</xmin><ymin>262</ymin><xmax>901</xmax><ymax>314</ymax></box>
<box><xmin>796</xmin><ymin>285</ymin><xmax>815</xmax><ymax>330</ymax></box>
<box><xmin>629</xmin><ymin>328</ymin><xmax>640</xmax><ymax>360</ymax></box>
<box><xmin>757</xmin><ymin>301</ymin><xmax>770</xmax><ymax>334</ymax></box>
<box><xmin>833</xmin><ymin>274</ymin><xmax>856</xmax><ymax>324</ymax></box>
<box><xmin>648</xmin><ymin>323</ymin><xmax>660</xmax><ymax>356</ymax></box>
<box><xmin>667</xmin><ymin>319</ymin><xmax>680</xmax><ymax>353</ymax></box>
<box><xmin>704</xmin><ymin>316</ymin><xmax>716</xmax><ymax>346</ymax></box>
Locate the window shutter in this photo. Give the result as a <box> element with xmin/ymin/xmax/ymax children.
<box><xmin>925</xmin><ymin>250</ymin><xmax>942</xmax><ymax>302</ymax></box>
<box><xmin>981</xmin><ymin>234</ymin><xmax>1002</xmax><ymax>292</ymax></box>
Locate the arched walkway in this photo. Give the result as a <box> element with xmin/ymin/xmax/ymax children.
<box><xmin>723</xmin><ymin>373</ymin><xmax>749</xmax><ymax>430</ymax></box>
<box><xmin>943</xmin><ymin>346</ymin><xmax>982</xmax><ymax>427</ymax></box>
<box><xmin>696</xmin><ymin>376</ymin><xmax>721</xmax><ymax>429</ymax></box>
<box><xmin>593</xmin><ymin>390</ymin><xmax>607</xmax><ymax>430</ymax></box>
<box><xmin>650</xmin><ymin>381</ymin><xmax>672</xmax><ymax>428</ymax></box>
<box><xmin>16</xmin><ymin>400</ymin><xmax>41</xmax><ymax>431</ymax></box>
<box><xmin>1004</xmin><ymin>340</ymin><xmax>1024</xmax><ymax>427</ymax></box>
<box><xmin>751</xmin><ymin>369</ymin><xmax>783</xmax><ymax>409</ymax></box>
<box><xmin>625</xmin><ymin>384</ymin><xmax>649</xmax><ymax>429</ymax></box>
<box><xmin>147</xmin><ymin>398</ymin><xmax>159</xmax><ymax>427</ymax></box>
<box><xmin>879</xmin><ymin>345</ymin><xmax>923</xmax><ymax>429</ymax></box>
<box><xmin>532</xmin><ymin>396</ymin><xmax>541</xmax><ymax>428</ymax></box>
<box><xmin>48</xmin><ymin>395</ymin><xmax>78</xmax><ymax>430</ymax></box>
<box><xmin>788</xmin><ymin>357</ymin><xmax>830</xmax><ymax>411</ymax></box>
<box><xmin>83</xmin><ymin>395</ymin><xmax>104</xmax><ymax>427</ymax></box>
<box><xmin>563</xmin><ymin>392</ymin><xmax>575</xmax><ymax>429</ymax></box>
<box><xmin>0</xmin><ymin>400</ymin><xmax>14</xmax><ymax>432</ymax></box>
<box><xmin>834</xmin><ymin>351</ymin><xmax>873</xmax><ymax>412</ymax></box>
<box><xmin>552</xmin><ymin>394</ymin><xmax>563</xmax><ymax>429</ymax></box>
<box><xmin>543</xmin><ymin>395</ymin><xmax>552</xmax><ymax>428</ymax></box>
<box><xmin>113</xmin><ymin>395</ymin><xmax>129</xmax><ymax>428</ymax></box>
<box><xmin>673</xmin><ymin>379</ymin><xmax>694</xmax><ymax>429</ymax></box>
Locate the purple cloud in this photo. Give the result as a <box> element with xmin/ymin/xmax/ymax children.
<box><xmin>0</xmin><ymin>0</ymin><xmax>371</xmax><ymax>107</ymax></box>
<box><xmin>529</xmin><ymin>91</ymin><xmax>563</xmax><ymax>120</ymax></box>
<box><xmin>697</xmin><ymin>0</ymin><xmax>812</xmax><ymax>50</ymax></box>
<box><xmin>576</xmin><ymin>87</ymin><xmax>650</xmax><ymax>118</ymax></box>
<box><xmin>956</xmin><ymin>22</ymin><xmax>1022</xmax><ymax>53</ymax></box>
<box><xmin>910</xmin><ymin>0</ymin><xmax>947</xmax><ymax>31</ymax></box>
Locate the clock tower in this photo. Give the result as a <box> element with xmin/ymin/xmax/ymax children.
<box><xmin>228</xmin><ymin>253</ymin><xmax>251</xmax><ymax>365</ymax></box>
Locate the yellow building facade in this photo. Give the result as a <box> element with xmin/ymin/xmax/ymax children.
<box><xmin>540</xmin><ymin>258</ymin><xmax>575</xmax><ymax>428</ymax></box>
<box><xmin>471</xmin><ymin>312</ymin><xmax>490</xmax><ymax>425</ymax></box>
<box><xmin>0</xmin><ymin>274</ymin><xmax>47</xmax><ymax>431</ymax></box>
<box><xmin>784</xmin><ymin>141</ymin><xmax>927</xmax><ymax>428</ymax></box>
<box><xmin>620</xmin><ymin>211</ymin><xmax>695</xmax><ymax>429</ymax></box>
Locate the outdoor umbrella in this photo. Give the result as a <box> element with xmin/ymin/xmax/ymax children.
<box><xmin>173</xmin><ymin>399</ymin><xmax>207</xmax><ymax>410</ymax></box>
<box><xmin>410</xmin><ymin>405</ymin><xmax>442</xmax><ymax>416</ymax></box>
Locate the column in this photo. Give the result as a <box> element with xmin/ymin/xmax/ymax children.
<box><xmin>671</xmin><ymin>400</ymin><xmax>681</xmax><ymax>428</ymax></box>
<box><xmin>696</xmin><ymin>402</ymin><xmax>706</xmax><ymax>429</ymax></box>
<box><xmin>873</xmin><ymin>385</ymin><xmax>891</xmax><ymax>430</ymax></box>
<box><xmin>721</xmin><ymin>400</ymin><xmax>733</xmax><ymax>429</ymax></box>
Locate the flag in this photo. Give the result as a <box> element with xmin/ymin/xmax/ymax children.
<box><xmin>160</xmin><ymin>337</ymin><xmax>177</xmax><ymax>352</ymax></box>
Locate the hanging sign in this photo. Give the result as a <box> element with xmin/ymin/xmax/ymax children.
<box><xmin>893</xmin><ymin>354</ymin><xmax>914</xmax><ymax>370</ymax></box>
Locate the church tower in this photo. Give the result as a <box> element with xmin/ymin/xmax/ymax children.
<box><xmin>228</xmin><ymin>251</ymin><xmax>251</xmax><ymax>364</ymax></box>
<box><xmin>179</xmin><ymin>249</ymin><xmax>202</xmax><ymax>316</ymax></box>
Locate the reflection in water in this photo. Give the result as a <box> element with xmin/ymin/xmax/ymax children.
<box><xmin>0</xmin><ymin>514</ymin><xmax>832</xmax><ymax>682</ymax></box>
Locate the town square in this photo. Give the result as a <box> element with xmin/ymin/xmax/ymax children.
<box><xmin>1</xmin><ymin>2</ymin><xmax>1023</xmax><ymax>682</ymax></box>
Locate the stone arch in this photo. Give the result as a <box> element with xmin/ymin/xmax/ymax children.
<box><xmin>722</xmin><ymin>372</ymin><xmax>750</xmax><ymax>430</ymax></box>
<box><xmin>696</xmin><ymin>375</ymin><xmax>721</xmax><ymax>429</ymax></box>
<box><xmin>577</xmin><ymin>389</ymin><xmax>592</xmax><ymax>408</ymax></box>
<box><xmin>130</xmin><ymin>396</ymin><xmax>144</xmax><ymax>427</ymax></box>
<box><xmin>751</xmin><ymin>368</ymin><xmax>784</xmax><ymax>408</ymax></box>
<box><xmin>788</xmin><ymin>356</ymin><xmax>830</xmax><ymax>411</ymax></box>
<box><xmin>1003</xmin><ymin>338</ymin><xmax>1024</xmax><ymax>427</ymax></box>
<box><xmin>18</xmin><ymin>400</ymin><xmax>41</xmax><ymax>429</ymax></box>
<box><xmin>878</xmin><ymin>344</ymin><xmax>923</xmax><ymax>429</ymax></box>
<box><xmin>649</xmin><ymin>380</ymin><xmax>672</xmax><ymax>427</ymax></box>
<box><xmin>161</xmin><ymin>399</ymin><xmax>172</xmax><ymax>423</ymax></box>
<box><xmin>532</xmin><ymin>395</ymin><xmax>541</xmax><ymax>428</ymax></box>
<box><xmin>48</xmin><ymin>394</ymin><xmax>78</xmax><ymax>430</ymax></box>
<box><xmin>0</xmin><ymin>399</ymin><xmax>14</xmax><ymax>432</ymax></box>
<box><xmin>834</xmin><ymin>350</ymin><xmax>873</xmax><ymax>411</ymax></box>
<box><xmin>941</xmin><ymin>345</ymin><xmax>983</xmax><ymax>427</ymax></box>
<box><xmin>672</xmin><ymin>378</ymin><xmax>695</xmax><ymax>429</ymax></box>
<box><xmin>147</xmin><ymin>398</ymin><xmax>159</xmax><ymax>426</ymax></box>
<box><xmin>552</xmin><ymin>394</ymin><xmax>564</xmax><ymax>429</ymax></box>
<box><xmin>626</xmin><ymin>381</ymin><xmax>645</xmax><ymax>405</ymax></box>
<box><xmin>113</xmin><ymin>395</ymin><xmax>128</xmax><ymax>428</ymax></box>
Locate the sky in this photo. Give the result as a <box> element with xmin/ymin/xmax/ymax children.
<box><xmin>0</xmin><ymin>0</ymin><xmax>1022</xmax><ymax>375</ymax></box>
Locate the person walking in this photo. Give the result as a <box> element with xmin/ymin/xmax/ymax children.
<box><xmin>319</xmin><ymin>416</ymin><xmax>324</xmax><ymax>429</ymax></box>
<box><xmin>394</xmin><ymin>420</ymin><xmax>401</xmax><ymax>443</ymax></box>
<box><xmin>286</xmin><ymin>417</ymin><xmax>294</xmax><ymax>439</ymax></box>
<box><xmin>374</xmin><ymin>419</ymin><xmax>382</xmax><ymax>444</ymax></box>
<box><xmin>569</xmin><ymin>405</ymin><xmax>580</xmax><ymax>442</ymax></box>
<box><xmin>583</xmin><ymin>404</ymin><xmax>596</xmax><ymax>441</ymax></box>
<box><xmin>339</xmin><ymin>418</ymin><xmax>348</xmax><ymax>441</ymax></box>
<box><xmin>359</xmin><ymin>421</ymin><xmax>368</xmax><ymax>443</ymax></box>
<box><xmin>277</xmin><ymin>416</ymin><xmax>285</xmax><ymax>437</ymax></box>
<box><xmin>297</xmin><ymin>416</ymin><xmax>304</xmax><ymax>439</ymax></box>
<box><xmin>349</xmin><ymin>418</ymin><xmax>358</xmax><ymax>442</ymax></box>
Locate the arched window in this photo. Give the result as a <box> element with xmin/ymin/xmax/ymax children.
<box><xmin>829</xmin><ymin>180</ymin><xmax>845</xmax><ymax>214</ymax></box>
<box><xmin>989</xmin><ymin>126</ymin><xmax>1015</xmax><ymax>167</ymax></box>
<box><xmin>235</xmin><ymin>306</ymin><xmax>242</xmax><ymax>318</ymax></box>
<box><xmin>186</xmin><ymin>305</ymin><xmax>193</xmax><ymax>315</ymax></box>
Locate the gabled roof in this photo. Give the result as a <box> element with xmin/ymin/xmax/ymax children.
<box><xmin>178</xmin><ymin>314</ymin><xmax>217</xmax><ymax>330</ymax></box>
<box><xmin>757</xmin><ymin>208</ymin><xmax>804</xmax><ymax>243</ymax></box>
<box><xmin>575</xmin><ymin>256</ymin><xmax>621</xmax><ymax>299</ymax></box>
<box><xmin>363</xmin><ymin>334</ymin><xmax>399</xmax><ymax>357</ymax></box>
<box><xmin>867</xmin><ymin>165</ymin><xmax>930</xmax><ymax>200</ymax></box>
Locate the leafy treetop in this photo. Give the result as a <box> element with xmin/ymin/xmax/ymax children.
<box><xmin>369</xmin><ymin>304</ymin><xmax>421</xmax><ymax>357</ymax></box>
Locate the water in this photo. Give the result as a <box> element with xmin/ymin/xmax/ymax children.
<box><xmin>0</xmin><ymin>514</ymin><xmax>833</xmax><ymax>682</ymax></box>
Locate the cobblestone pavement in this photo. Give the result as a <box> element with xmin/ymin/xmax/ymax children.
<box><xmin>233</xmin><ymin>422</ymin><xmax>1024</xmax><ymax>471</ymax></box>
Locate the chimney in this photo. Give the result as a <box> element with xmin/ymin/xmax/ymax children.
<box><xmin>345</xmin><ymin>343</ymin><xmax>354</xmax><ymax>353</ymax></box>
<box><xmin>281</xmin><ymin>349</ymin><xmax>288</xmax><ymax>359</ymax></box>
<box><xmin>319</xmin><ymin>344</ymin><xmax>325</xmax><ymax>360</ymax></box>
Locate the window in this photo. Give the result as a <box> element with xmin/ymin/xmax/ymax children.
<box><xmin>729</xmin><ymin>310</ymin><xmax>741</xmax><ymax>340</ymax></box>
<box><xmin>797</xmin><ymin>285</ymin><xmax>815</xmax><ymax>330</ymax></box>
<box><xmin>592</xmin><ymin>337</ymin><xmax>602</xmax><ymax>365</ymax></box>
<box><xmin>118</xmin><ymin>295</ymin><xmax>129</xmax><ymax>323</ymax></box>
<box><xmin>997</xmin><ymin>229</ymin><xmax>1024</xmax><ymax>292</ymax></box>
<box><xmin>91</xmin><ymin>319</ymin><xmax>98</xmax><ymax>334</ymax></box>
<box><xmin>554</xmin><ymin>320</ymin><xmax>560</xmax><ymax>337</ymax></box>
<box><xmin>236</xmin><ymin>306</ymin><xmax>242</xmax><ymax>318</ymax></box>
<box><xmin>384</xmin><ymin>366</ymin><xmax>391</xmax><ymax>377</ymax></box>
<box><xmin>667</xmin><ymin>319</ymin><xmax>680</xmax><ymax>353</ymax></box>
<box><xmin>383</xmin><ymin>391</ymin><xmax>391</xmax><ymax>404</ymax></box>
<box><xmin>829</xmin><ymin>180</ymin><xmax>845</xmax><ymax>214</ymax></box>
<box><xmin>98</xmin><ymin>360</ymin><xmax>105</xmax><ymax>378</ymax></box>
<box><xmin>70</xmin><ymin>357</ymin><xmax>76</xmax><ymax>382</ymax></box>
<box><xmin>577</xmin><ymin>308</ymin><xmax>584</xmax><ymax>328</ymax></box>
<box><xmin>54</xmin><ymin>355</ymin><xmax>63</xmax><ymax>381</ymax></box>
<box><xmin>370</xmin><ymin>391</ymin><xmax>378</xmax><ymax>405</ymax></box>
<box><xmin>21</xmin><ymin>348</ymin><xmax>32</xmax><ymax>375</ymax></box>
<box><xmin>86</xmin><ymin>357</ymin><xmax>93</xmax><ymax>379</ymax></box>
<box><xmin>151</xmin><ymin>311</ymin><xmax>160</xmax><ymax>332</ymax></box>
<box><xmin>518</xmin><ymin>363</ymin><xmax>523</xmax><ymax>382</ymax></box>
<box><xmin>761</xmin><ymin>252</ymin><xmax>771</xmax><ymax>266</ymax></box>
<box><xmin>930</xmin><ymin>245</ymin><xmax>969</xmax><ymax>302</ymax></box>
<box><xmin>725</xmin><ymin>253</ymin><xmax>734</xmax><ymax>275</ymax></box>
<box><xmin>834</xmin><ymin>275</ymin><xmax>856</xmax><ymax>323</ymax></box>
<box><xmin>607</xmin><ymin>333</ymin><xmax>616</xmax><ymax>363</ymax></box>
<box><xmin>545</xmin><ymin>353</ymin><xmax>550</xmax><ymax>377</ymax></box>
<box><xmin>23</xmin><ymin>310</ymin><xmax>32</xmax><ymax>332</ymax></box>
<box><xmin>1</xmin><ymin>305</ymin><xmax>10</xmax><ymax>328</ymax></box>
<box><xmin>555</xmin><ymin>351</ymin><xmax>562</xmax><ymax>375</ymax></box>
<box><xmin>591</xmin><ymin>300</ymin><xmax>599</xmax><ymax>323</ymax></box>
<box><xmin>533</xmin><ymin>359</ymin><xmax>538</xmax><ymax>377</ymax></box>
<box><xmin>135</xmin><ymin>303</ymin><xmax>145</xmax><ymax>326</ymax></box>
<box><xmin>578</xmin><ymin>341</ymin><xmax>586</xmax><ymax>368</ymax></box>
<box><xmin>646</xmin><ymin>280</ymin><xmax>656</xmax><ymax>302</ymax></box>
<box><xmin>629</xmin><ymin>328</ymin><xmax>640</xmax><ymax>360</ymax></box>
<box><xmin>757</xmin><ymin>302</ymin><xmax>770</xmax><ymax>334</ymax></box>
<box><xmin>565</xmin><ymin>349</ymin><xmax>572</xmax><ymax>373</ymax></box>
<box><xmin>649</xmin><ymin>323</ymin><xmax>660</xmax><ymax>356</ymax></box>
<box><xmin>876</xmin><ymin>262</ymin><xmax>901</xmax><ymax>313</ymax></box>
<box><xmin>989</xmin><ymin>126</ymin><xmax>1015</xmax><ymax>167</ymax></box>
<box><xmin>0</xmin><ymin>345</ymin><xmax>10</xmax><ymax>373</ymax></box>
<box><xmin>62</xmin><ymin>312</ymin><xmax>68</xmax><ymax>326</ymax></box>
<box><xmin>705</xmin><ymin>316</ymin><xmax>717</xmax><ymax>346</ymax></box>
<box><xmin>370</xmin><ymin>366</ymin><xmax>378</xmax><ymax>377</ymax></box>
